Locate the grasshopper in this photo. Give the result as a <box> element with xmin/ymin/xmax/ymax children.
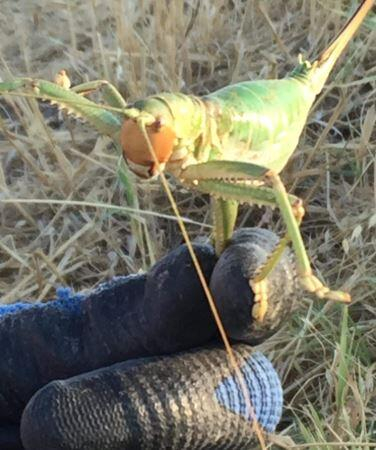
<box><xmin>0</xmin><ymin>0</ymin><xmax>373</xmax><ymax>323</ymax></box>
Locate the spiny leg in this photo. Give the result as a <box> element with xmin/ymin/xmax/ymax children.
<box><xmin>69</xmin><ymin>87</ymin><xmax>154</xmax><ymax>262</ymax></box>
<box><xmin>55</xmin><ymin>77</ymin><xmax>153</xmax><ymax>264</ymax></box>
<box><xmin>189</xmin><ymin>179</ymin><xmax>305</xmax><ymax>321</ymax></box>
<box><xmin>264</xmin><ymin>170</ymin><xmax>350</xmax><ymax>303</ymax></box>
<box><xmin>250</xmin><ymin>201</ymin><xmax>305</xmax><ymax>321</ymax></box>
<box><xmin>64</xmin><ymin>78</ymin><xmax>134</xmax><ymax>191</ymax></box>
<box><xmin>0</xmin><ymin>78</ymin><xmax>123</xmax><ymax>136</ymax></box>
<box><xmin>70</xmin><ymin>80</ymin><xmax>127</xmax><ymax>108</ymax></box>
<box><xmin>253</xmin><ymin>199</ymin><xmax>305</xmax><ymax>282</ymax></box>
<box><xmin>182</xmin><ymin>162</ymin><xmax>303</xmax><ymax>322</ymax></box>
<box><xmin>182</xmin><ymin>160</ymin><xmax>351</xmax><ymax>320</ymax></box>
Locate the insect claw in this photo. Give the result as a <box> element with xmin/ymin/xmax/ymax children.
<box><xmin>326</xmin><ymin>290</ymin><xmax>351</xmax><ymax>303</ymax></box>
<box><xmin>54</xmin><ymin>70</ymin><xmax>71</xmax><ymax>90</ymax></box>
<box><xmin>249</xmin><ymin>279</ymin><xmax>268</xmax><ymax>322</ymax></box>
<box><xmin>299</xmin><ymin>272</ymin><xmax>351</xmax><ymax>303</ymax></box>
<box><xmin>30</xmin><ymin>80</ymin><xmax>39</xmax><ymax>91</ymax></box>
<box><xmin>292</xmin><ymin>198</ymin><xmax>305</xmax><ymax>222</ymax></box>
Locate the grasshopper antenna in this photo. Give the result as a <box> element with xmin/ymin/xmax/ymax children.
<box><xmin>138</xmin><ymin>121</ymin><xmax>268</xmax><ymax>449</ymax></box>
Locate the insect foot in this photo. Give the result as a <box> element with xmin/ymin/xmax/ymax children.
<box><xmin>292</xmin><ymin>199</ymin><xmax>305</xmax><ymax>223</ymax></box>
<box><xmin>299</xmin><ymin>272</ymin><xmax>351</xmax><ymax>303</ymax></box>
<box><xmin>210</xmin><ymin>227</ymin><xmax>298</xmax><ymax>345</ymax></box>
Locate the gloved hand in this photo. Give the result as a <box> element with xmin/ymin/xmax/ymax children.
<box><xmin>0</xmin><ymin>228</ymin><xmax>297</xmax><ymax>450</ymax></box>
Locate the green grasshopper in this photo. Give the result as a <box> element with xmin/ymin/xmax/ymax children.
<box><xmin>0</xmin><ymin>0</ymin><xmax>373</xmax><ymax>323</ymax></box>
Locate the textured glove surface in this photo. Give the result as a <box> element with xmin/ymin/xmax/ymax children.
<box><xmin>21</xmin><ymin>345</ymin><xmax>282</xmax><ymax>450</ymax></box>
<box><xmin>0</xmin><ymin>243</ymin><xmax>217</xmax><ymax>423</ymax></box>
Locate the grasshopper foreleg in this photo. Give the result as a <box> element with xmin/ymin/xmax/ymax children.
<box><xmin>70</xmin><ymin>80</ymin><xmax>128</xmax><ymax>109</ymax></box>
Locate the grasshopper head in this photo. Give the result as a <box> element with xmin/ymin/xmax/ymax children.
<box><xmin>121</xmin><ymin>117</ymin><xmax>176</xmax><ymax>179</ymax></box>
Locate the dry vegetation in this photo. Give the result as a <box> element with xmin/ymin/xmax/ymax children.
<box><xmin>0</xmin><ymin>0</ymin><xmax>375</xmax><ymax>448</ymax></box>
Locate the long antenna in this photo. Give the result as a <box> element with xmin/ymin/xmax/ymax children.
<box><xmin>139</xmin><ymin>121</ymin><xmax>267</xmax><ymax>449</ymax></box>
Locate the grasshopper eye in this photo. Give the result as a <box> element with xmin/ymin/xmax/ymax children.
<box><xmin>121</xmin><ymin>118</ymin><xmax>175</xmax><ymax>178</ymax></box>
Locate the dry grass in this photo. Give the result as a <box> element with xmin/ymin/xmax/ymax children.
<box><xmin>0</xmin><ymin>0</ymin><xmax>375</xmax><ymax>448</ymax></box>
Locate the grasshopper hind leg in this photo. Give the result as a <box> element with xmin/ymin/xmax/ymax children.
<box><xmin>265</xmin><ymin>170</ymin><xmax>351</xmax><ymax>304</ymax></box>
<box><xmin>182</xmin><ymin>160</ymin><xmax>351</xmax><ymax>324</ymax></box>
<box><xmin>211</xmin><ymin>197</ymin><xmax>288</xmax><ymax>323</ymax></box>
